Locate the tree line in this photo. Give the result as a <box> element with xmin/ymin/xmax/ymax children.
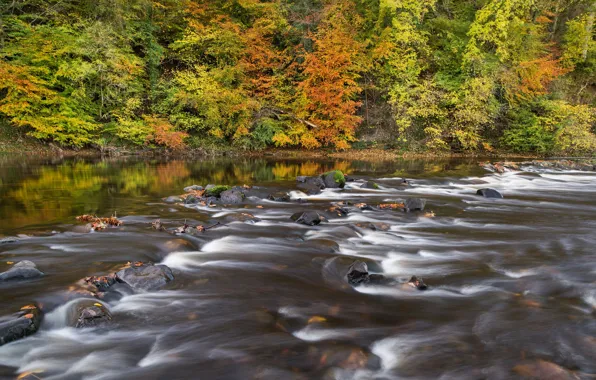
<box><xmin>0</xmin><ymin>0</ymin><xmax>594</xmax><ymax>153</ymax></box>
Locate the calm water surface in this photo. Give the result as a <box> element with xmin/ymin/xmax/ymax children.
<box><xmin>0</xmin><ymin>156</ymin><xmax>594</xmax><ymax>379</ymax></box>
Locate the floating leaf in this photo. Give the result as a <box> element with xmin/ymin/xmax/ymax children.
<box><xmin>308</xmin><ymin>316</ymin><xmax>327</xmax><ymax>324</ymax></box>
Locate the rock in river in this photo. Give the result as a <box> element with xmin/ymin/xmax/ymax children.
<box><xmin>291</xmin><ymin>211</ymin><xmax>325</xmax><ymax>226</ymax></box>
<box><xmin>477</xmin><ymin>188</ymin><xmax>503</xmax><ymax>199</ymax></box>
<box><xmin>404</xmin><ymin>198</ymin><xmax>426</xmax><ymax>212</ymax></box>
<box><xmin>164</xmin><ymin>196</ymin><xmax>183</xmax><ymax>203</ymax></box>
<box><xmin>0</xmin><ymin>304</ymin><xmax>43</xmax><ymax>346</ymax></box>
<box><xmin>220</xmin><ymin>189</ymin><xmax>245</xmax><ymax>204</ymax></box>
<box><xmin>116</xmin><ymin>262</ymin><xmax>174</xmax><ymax>291</ymax></box>
<box><xmin>67</xmin><ymin>299</ymin><xmax>112</xmax><ymax>328</ymax></box>
<box><xmin>0</xmin><ymin>261</ymin><xmax>44</xmax><ymax>281</ymax></box>
<box><xmin>361</xmin><ymin>180</ymin><xmax>380</xmax><ymax>189</ymax></box>
<box><xmin>321</xmin><ymin>170</ymin><xmax>346</xmax><ymax>189</ymax></box>
<box><xmin>346</xmin><ymin>261</ymin><xmax>390</xmax><ymax>286</ymax></box>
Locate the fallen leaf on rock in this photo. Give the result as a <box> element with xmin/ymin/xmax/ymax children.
<box><xmin>379</xmin><ymin>203</ymin><xmax>405</xmax><ymax>210</ymax></box>
<box><xmin>256</xmin><ymin>205</ymin><xmax>264</xmax><ymax>209</ymax></box>
<box><xmin>423</xmin><ymin>211</ymin><xmax>436</xmax><ymax>218</ymax></box>
<box><xmin>196</xmin><ymin>225</ymin><xmax>205</xmax><ymax>232</ymax></box>
<box><xmin>6</xmin><ymin>261</ymin><xmax>14</xmax><ymax>264</ymax></box>
<box><xmin>20</xmin><ymin>304</ymin><xmax>37</xmax><ymax>310</ymax></box>
<box><xmin>76</xmin><ymin>215</ymin><xmax>122</xmax><ymax>226</ymax></box>
<box><xmin>23</xmin><ymin>313</ymin><xmax>34</xmax><ymax>319</ymax></box>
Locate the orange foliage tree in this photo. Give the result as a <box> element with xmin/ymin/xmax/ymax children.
<box><xmin>296</xmin><ymin>0</ymin><xmax>365</xmax><ymax>149</ymax></box>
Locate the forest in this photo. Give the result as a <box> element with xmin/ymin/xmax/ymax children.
<box><xmin>0</xmin><ymin>0</ymin><xmax>594</xmax><ymax>154</ymax></box>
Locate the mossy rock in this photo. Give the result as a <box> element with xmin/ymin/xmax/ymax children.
<box><xmin>321</xmin><ymin>170</ymin><xmax>346</xmax><ymax>188</ymax></box>
<box><xmin>205</xmin><ymin>185</ymin><xmax>231</xmax><ymax>197</ymax></box>
<box><xmin>361</xmin><ymin>181</ymin><xmax>379</xmax><ymax>189</ymax></box>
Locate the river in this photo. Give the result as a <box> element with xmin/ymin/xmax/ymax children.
<box><xmin>0</xmin><ymin>156</ymin><xmax>594</xmax><ymax>379</ymax></box>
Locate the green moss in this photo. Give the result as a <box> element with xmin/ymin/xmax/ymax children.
<box><xmin>372</xmin><ymin>182</ymin><xmax>379</xmax><ymax>189</ymax></box>
<box><xmin>206</xmin><ymin>185</ymin><xmax>231</xmax><ymax>197</ymax></box>
<box><xmin>321</xmin><ymin>170</ymin><xmax>346</xmax><ymax>187</ymax></box>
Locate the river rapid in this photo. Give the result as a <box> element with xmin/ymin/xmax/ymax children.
<box><xmin>0</xmin><ymin>157</ymin><xmax>594</xmax><ymax>380</ymax></box>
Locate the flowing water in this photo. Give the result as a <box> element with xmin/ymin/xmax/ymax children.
<box><xmin>0</xmin><ymin>156</ymin><xmax>594</xmax><ymax>380</ymax></box>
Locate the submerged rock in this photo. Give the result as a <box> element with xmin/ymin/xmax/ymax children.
<box><xmin>164</xmin><ymin>196</ymin><xmax>183</xmax><ymax>203</ymax></box>
<box><xmin>321</xmin><ymin>170</ymin><xmax>346</xmax><ymax>189</ymax></box>
<box><xmin>67</xmin><ymin>299</ymin><xmax>112</xmax><ymax>328</ymax></box>
<box><xmin>361</xmin><ymin>180</ymin><xmax>380</xmax><ymax>189</ymax></box>
<box><xmin>220</xmin><ymin>189</ymin><xmax>245</xmax><ymax>204</ymax></box>
<box><xmin>116</xmin><ymin>262</ymin><xmax>174</xmax><ymax>291</ymax></box>
<box><xmin>0</xmin><ymin>237</ymin><xmax>19</xmax><ymax>244</ymax></box>
<box><xmin>513</xmin><ymin>360</ymin><xmax>578</xmax><ymax>380</ymax></box>
<box><xmin>477</xmin><ymin>188</ymin><xmax>503</xmax><ymax>199</ymax></box>
<box><xmin>267</xmin><ymin>192</ymin><xmax>290</xmax><ymax>202</ymax></box>
<box><xmin>404</xmin><ymin>198</ymin><xmax>426</xmax><ymax>212</ymax></box>
<box><xmin>0</xmin><ymin>261</ymin><xmax>44</xmax><ymax>281</ymax></box>
<box><xmin>398</xmin><ymin>178</ymin><xmax>411</xmax><ymax>187</ymax></box>
<box><xmin>291</xmin><ymin>211</ymin><xmax>325</xmax><ymax>226</ymax></box>
<box><xmin>0</xmin><ymin>304</ymin><xmax>43</xmax><ymax>346</ymax></box>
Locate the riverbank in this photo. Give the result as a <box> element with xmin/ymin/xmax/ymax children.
<box><xmin>0</xmin><ymin>124</ymin><xmax>590</xmax><ymax>161</ymax></box>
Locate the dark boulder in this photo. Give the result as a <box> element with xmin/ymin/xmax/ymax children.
<box><xmin>296</xmin><ymin>176</ymin><xmax>326</xmax><ymax>194</ymax></box>
<box><xmin>84</xmin><ymin>274</ymin><xmax>117</xmax><ymax>293</ymax></box>
<box><xmin>67</xmin><ymin>299</ymin><xmax>112</xmax><ymax>328</ymax></box>
<box><xmin>0</xmin><ymin>261</ymin><xmax>44</xmax><ymax>281</ymax></box>
<box><xmin>291</xmin><ymin>211</ymin><xmax>325</xmax><ymax>226</ymax></box>
<box><xmin>267</xmin><ymin>192</ymin><xmax>290</xmax><ymax>202</ymax></box>
<box><xmin>183</xmin><ymin>185</ymin><xmax>203</xmax><ymax>192</ymax></box>
<box><xmin>346</xmin><ymin>261</ymin><xmax>391</xmax><ymax>286</ymax></box>
<box><xmin>346</xmin><ymin>261</ymin><xmax>370</xmax><ymax>285</ymax></box>
<box><xmin>116</xmin><ymin>263</ymin><xmax>174</xmax><ymax>291</ymax></box>
<box><xmin>361</xmin><ymin>181</ymin><xmax>380</xmax><ymax>190</ymax></box>
<box><xmin>321</xmin><ymin>170</ymin><xmax>346</xmax><ymax>189</ymax></box>
<box><xmin>476</xmin><ymin>188</ymin><xmax>503</xmax><ymax>199</ymax></box>
<box><xmin>0</xmin><ymin>304</ymin><xmax>43</xmax><ymax>346</ymax></box>
<box><xmin>404</xmin><ymin>198</ymin><xmax>426</xmax><ymax>212</ymax></box>
<box><xmin>408</xmin><ymin>276</ymin><xmax>428</xmax><ymax>290</ymax></box>
<box><xmin>164</xmin><ymin>196</ymin><xmax>183</xmax><ymax>203</ymax></box>
<box><xmin>220</xmin><ymin>189</ymin><xmax>245</xmax><ymax>204</ymax></box>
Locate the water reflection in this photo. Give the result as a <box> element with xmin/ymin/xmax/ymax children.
<box><xmin>0</xmin><ymin>156</ymin><xmax>481</xmax><ymax>234</ymax></box>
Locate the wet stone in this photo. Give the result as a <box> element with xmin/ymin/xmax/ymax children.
<box><xmin>404</xmin><ymin>198</ymin><xmax>426</xmax><ymax>212</ymax></box>
<box><xmin>267</xmin><ymin>192</ymin><xmax>290</xmax><ymax>202</ymax></box>
<box><xmin>183</xmin><ymin>185</ymin><xmax>203</xmax><ymax>192</ymax></box>
<box><xmin>408</xmin><ymin>276</ymin><xmax>428</xmax><ymax>290</ymax></box>
<box><xmin>477</xmin><ymin>188</ymin><xmax>503</xmax><ymax>199</ymax></box>
<box><xmin>361</xmin><ymin>180</ymin><xmax>380</xmax><ymax>189</ymax></box>
<box><xmin>0</xmin><ymin>261</ymin><xmax>44</xmax><ymax>281</ymax></box>
<box><xmin>321</xmin><ymin>170</ymin><xmax>346</xmax><ymax>189</ymax></box>
<box><xmin>116</xmin><ymin>262</ymin><xmax>174</xmax><ymax>291</ymax></box>
<box><xmin>66</xmin><ymin>299</ymin><xmax>112</xmax><ymax>328</ymax></box>
<box><xmin>291</xmin><ymin>211</ymin><xmax>325</xmax><ymax>226</ymax></box>
<box><xmin>164</xmin><ymin>196</ymin><xmax>183</xmax><ymax>203</ymax></box>
<box><xmin>220</xmin><ymin>189</ymin><xmax>245</xmax><ymax>204</ymax></box>
<box><xmin>0</xmin><ymin>304</ymin><xmax>43</xmax><ymax>346</ymax></box>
